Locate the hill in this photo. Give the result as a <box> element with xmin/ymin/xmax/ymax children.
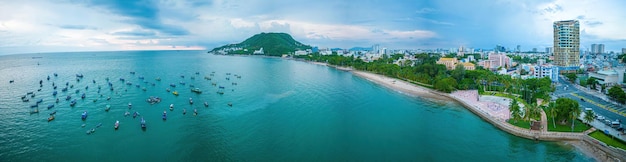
<box><xmin>209</xmin><ymin>33</ymin><xmax>312</xmax><ymax>56</ymax></box>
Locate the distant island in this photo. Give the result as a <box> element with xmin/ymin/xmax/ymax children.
<box><xmin>209</xmin><ymin>32</ymin><xmax>312</xmax><ymax>56</ymax></box>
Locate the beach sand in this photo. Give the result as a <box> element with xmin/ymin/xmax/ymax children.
<box><xmin>351</xmin><ymin>71</ymin><xmax>451</xmax><ymax>101</ymax></box>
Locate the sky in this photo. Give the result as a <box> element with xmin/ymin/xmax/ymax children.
<box><xmin>1</xmin><ymin>0</ymin><xmax>625</xmax><ymax>55</ymax></box>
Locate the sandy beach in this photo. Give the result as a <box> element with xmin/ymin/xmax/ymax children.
<box><xmin>351</xmin><ymin>71</ymin><xmax>451</xmax><ymax>101</ymax></box>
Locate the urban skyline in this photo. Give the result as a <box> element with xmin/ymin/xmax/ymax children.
<box><xmin>1</xmin><ymin>0</ymin><xmax>625</xmax><ymax>55</ymax></box>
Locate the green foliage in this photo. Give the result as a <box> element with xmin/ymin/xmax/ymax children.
<box><xmin>587</xmin><ymin>77</ymin><xmax>598</xmax><ymax>90</ymax></box>
<box><xmin>211</xmin><ymin>32</ymin><xmax>311</xmax><ymax>56</ymax></box>
<box><xmin>546</xmin><ymin>118</ymin><xmax>591</xmax><ymax>132</ymax></box>
<box><xmin>608</xmin><ymin>86</ymin><xmax>626</xmax><ymax>104</ymax></box>
<box><xmin>589</xmin><ymin>130</ymin><xmax>626</xmax><ymax>150</ymax></box>
<box><xmin>434</xmin><ymin>77</ymin><xmax>457</xmax><ymax>93</ymax></box>
<box><xmin>554</xmin><ymin>98</ymin><xmax>580</xmax><ymax>123</ymax></box>
<box><xmin>565</xmin><ymin>73</ymin><xmax>577</xmax><ymax>82</ymax></box>
<box><xmin>579</xmin><ymin>78</ymin><xmax>587</xmax><ymax>87</ymax></box>
<box><xmin>509</xmin><ymin>99</ymin><xmax>522</xmax><ymax>123</ymax></box>
<box><xmin>511</xmin><ymin>55</ymin><xmax>538</xmax><ymax>64</ymax></box>
<box><xmin>583</xmin><ymin>109</ymin><xmax>595</xmax><ymax>125</ymax></box>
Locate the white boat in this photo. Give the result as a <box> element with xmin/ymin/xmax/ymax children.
<box><xmin>114</xmin><ymin>120</ymin><xmax>119</xmax><ymax>130</ymax></box>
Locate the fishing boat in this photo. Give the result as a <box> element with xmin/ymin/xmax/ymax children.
<box><xmin>124</xmin><ymin>111</ymin><xmax>130</xmax><ymax>117</ymax></box>
<box><xmin>140</xmin><ymin>118</ymin><xmax>146</xmax><ymax>128</ymax></box>
<box><xmin>191</xmin><ymin>88</ymin><xmax>202</xmax><ymax>94</ymax></box>
<box><xmin>107</xmin><ymin>96</ymin><xmax>111</xmax><ymax>100</ymax></box>
<box><xmin>133</xmin><ymin>111</ymin><xmax>138</xmax><ymax>118</ymax></box>
<box><xmin>179</xmin><ymin>81</ymin><xmax>186</xmax><ymax>85</ymax></box>
<box><xmin>128</xmin><ymin>102</ymin><xmax>132</xmax><ymax>109</ymax></box>
<box><xmin>70</xmin><ymin>99</ymin><xmax>77</xmax><ymax>106</ymax></box>
<box><xmin>166</xmin><ymin>88</ymin><xmax>171</xmax><ymax>92</ymax></box>
<box><xmin>49</xmin><ymin>111</ymin><xmax>56</xmax><ymax>115</ymax></box>
<box><xmin>30</xmin><ymin>108</ymin><xmax>39</xmax><ymax>114</ymax></box>
<box><xmin>62</xmin><ymin>87</ymin><xmax>68</xmax><ymax>92</ymax></box>
<box><xmin>105</xmin><ymin>105</ymin><xmax>111</xmax><ymax>112</ymax></box>
<box><xmin>65</xmin><ymin>95</ymin><xmax>71</xmax><ymax>100</ymax></box>
<box><xmin>119</xmin><ymin>78</ymin><xmax>125</xmax><ymax>82</ymax></box>
<box><xmin>81</xmin><ymin>111</ymin><xmax>88</xmax><ymax>120</ymax></box>
<box><xmin>204</xmin><ymin>102</ymin><xmax>209</xmax><ymax>107</ymax></box>
<box><xmin>169</xmin><ymin>104</ymin><xmax>174</xmax><ymax>111</ymax></box>
<box><xmin>53</xmin><ymin>73</ymin><xmax>58</xmax><ymax>77</ymax></box>
<box><xmin>228</xmin><ymin>102</ymin><xmax>233</xmax><ymax>107</ymax></box>
<box><xmin>76</xmin><ymin>74</ymin><xmax>84</xmax><ymax>78</ymax></box>
<box><xmin>193</xmin><ymin>109</ymin><xmax>197</xmax><ymax>116</ymax></box>
<box><xmin>170</xmin><ymin>83</ymin><xmax>176</xmax><ymax>87</ymax></box>
<box><xmin>52</xmin><ymin>91</ymin><xmax>57</xmax><ymax>96</ymax></box>
<box><xmin>114</xmin><ymin>121</ymin><xmax>119</xmax><ymax>130</ymax></box>
<box><xmin>36</xmin><ymin>99</ymin><xmax>43</xmax><ymax>104</ymax></box>
<box><xmin>172</xmin><ymin>91</ymin><xmax>179</xmax><ymax>96</ymax></box>
<box><xmin>56</xmin><ymin>98</ymin><xmax>59</xmax><ymax>103</ymax></box>
<box><xmin>155</xmin><ymin>77</ymin><xmax>161</xmax><ymax>81</ymax></box>
<box><xmin>30</xmin><ymin>104</ymin><xmax>38</xmax><ymax>108</ymax></box>
<box><xmin>189</xmin><ymin>98</ymin><xmax>193</xmax><ymax>104</ymax></box>
<box><xmin>162</xmin><ymin>111</ymin><xmax>167</xmax><ymax>120</ymax></box>
<box><xmin>47</xmin><ymin>104</ymin><xmax>54</xmax><ymax>109</ymax></box>
<box><xmin>138</xmin><ymin>76</ymin><xmax>144</xmax><ymax>80</ymax></box>
<box><xmin>183</xmin><ymin>108</ymin><xmax>186</xmax><ymax>115</ymax></box>
<box><xmin>48</xmin><ymin>115</ymin><xmax>55</xmax><ymax>122</ymax></box>
<box><xmin>81</xmin><ymin>93</ymin><xmax>86</xmax><ymax>99</ymax></box>
<box><xmin>190</xmin><ymin>76</ymin><xmax>195</xmax><ymax>80</ymax></box>
<box><xmin>130</xmin><ymin>71</ymin><xmax>135</xmax><ymax>74</ymax></box>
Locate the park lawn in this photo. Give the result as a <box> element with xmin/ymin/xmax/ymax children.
<box><xmin>589</xmin><ymin>130</ymin><xmax>626</xmax><ymax>150</ymax></box>
<box><xmin>546</xmin><ymin>118</ymin><xmax>591</xmax><ymax>132</ymax></box>
<box><xmin>507</xmin><ymin>119</ymin><xmax>531</xmax><ymax>129</ymax></box>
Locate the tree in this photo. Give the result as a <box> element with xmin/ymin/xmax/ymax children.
<box><xmin>509</xmin><ymin>99</ymin><xmax>522</xmax><ymax>123</ymax></box>
<box><xmin>587</xmin><ymin>77</ymin><xmax>598</xmax><ymax>90</ymax></box>
<box><xmin>565</xmin><ymin>73</ymin><xmax>577</xmax><ymax>82</ymax></box>
<box><xmin>554</xmin><ymin>98</ymin><xmax>579</xmax><ymax>124</ymax></box>
<box><xmin>570</xmin><ymin>106</ymin><xmax>581</xmax><ymax>132</ymax></box>
<box><xmin>549</xmin><ymin>102</ymin><xmax>557</xmax><ymax>128</ymax></box>
<box><xmin>583</xmin><ymin>109</ymin><xmax>595</xmax><ymax>126</ymax></box>
<box><xmin>434</xmin><ymin>77</ymin><xmax>458</xmax><ymax>93</ymax></box>
<box><xmin>451</xmin><ymin>64</ymin><xmax>466</xmax><ymax>83</ymax></box>
<box><xmin>579</xmin><ymin>78</ymin><xmax>587</xmax><ymax>87</ymax></box>
<box><xmin>607</xmin><ymin>86</ymin><xmax>626</xmax><ymax>104</ymax></box>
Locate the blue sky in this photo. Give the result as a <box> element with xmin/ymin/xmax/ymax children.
<box><xmin>0</xmin><ymin>0</ymin><xmax>625</xmax><ymax>55</ymax></box>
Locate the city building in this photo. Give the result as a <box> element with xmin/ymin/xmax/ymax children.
<box><xmin>531</xmin><ymin>64</ymin><xmax>559</xmax><ymax>82</ymax></box>
<box><xmin>591</xmin><ymin>44</ymin><xmax>605</xmax><ymax>54</ymax></box>
<box><xmin>478</xmin><ymin>53</ymin><xmax>511</xmax><ymax>70</ymax></box>
<box><xmin>436</xmin><ymin>57</ymin><xmax>459</xmax><ymax>70</ymax></box>
<box><xmin>545</xmin><ymin>47</ymin><xmax>553</xmax><ymax>54</ymax></box>
<box><xmin>589</xmin><ymin>70</ymin><xmax>620</xmax><ymax>87</ymax></box>
<box><xmin>553</xmin><ymin>20</ymin><xmax>580</xmax><ymax>70</ymax></box>
<box><xmin>462</xmin><ymin>62</ymin><xmax>475</xmax><ymax>70</ymax></box>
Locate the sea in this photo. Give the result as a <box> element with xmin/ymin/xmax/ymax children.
<box><xmin>0</xmin><ymin>50</ymin><xmax>593</xmax><ymax>161</ymax></box>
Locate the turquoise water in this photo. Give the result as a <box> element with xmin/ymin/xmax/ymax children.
<box><xmin>0</xmin><ymin>51</ymin><xmax>592</xmax><ymax>161</ymax></box>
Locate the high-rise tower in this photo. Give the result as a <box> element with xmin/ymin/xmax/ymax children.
<box><xmin>553</xmin><ymin>20</ymin><xmax>580</xmax><ymax>68</ymax></box>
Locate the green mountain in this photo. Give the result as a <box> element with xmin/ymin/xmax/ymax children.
<box><xmin>209</xmin><ymin>33</ymin><xmax>312</xmax><ymax>56</ymax></box>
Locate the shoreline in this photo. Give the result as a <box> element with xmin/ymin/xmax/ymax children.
<box><xmin>219</xmin><ymin>54</ymin><xmax>622</xmax><ymax>161</ymax></box>
<box><xmin>351</xmin><ymin>70</ymin><xmax>452</xmax><ymax>101</ymax></box>
<box><xmin>344</xmin><ymin>68</ymin><xmax>614</xmax><ymax>161</ymax></box>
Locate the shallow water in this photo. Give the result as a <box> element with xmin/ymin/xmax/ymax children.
<box><xmin>0</xmin><ymin>51</ymin><xmax>593</xmax><ymax>161</ymax></box>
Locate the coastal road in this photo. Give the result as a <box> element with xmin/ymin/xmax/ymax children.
<box><xmin>554</xmin><ymin>76</ymin><xmax>626</xmax><ymax>130</ymax></box>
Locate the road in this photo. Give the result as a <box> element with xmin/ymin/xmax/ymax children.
<box><xmin>554</xmin><ymin>76</ymin><xmax>625</xmax><ymax>134</ymax></box>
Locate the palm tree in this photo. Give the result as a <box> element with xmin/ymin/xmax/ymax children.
<box><xmin>583</xmin><ymin>110</ymin><xmax>595</xmax><ymax>126</ymax></box>
<box><xmin>549</xmin><ymin>102</ymin><xmax>557</xmax><ymax>128</ymax></box>
<box><xmin>509</xmin><ymin>99</ymin><xmax>521</xmax><ymax>123</ymax></box>
<box><xmin>570</xmin><ymin>107</ymin><xmax>582</xmax><ymax>132</ymax></box>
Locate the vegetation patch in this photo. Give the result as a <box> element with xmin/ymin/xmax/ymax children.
<box><xmin>588</xmin><ymin>130</ymin><xmax>626</xmax><ymax>150</ymax></box>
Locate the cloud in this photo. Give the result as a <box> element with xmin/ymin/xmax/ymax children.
<box><xmin>111</xmin><ymin>29</ymin><xmax>157</xmax><ymax>37</ymax></box>
<box><xmin>58</xmin><ymin>24</ymin><xmax>98</xmax><ymax>30</ymax></box>
<box><xmin>84</xmin><ymin>0</ymin><xmax>190</xmax><ymax>36</ymax></box>
<box><xmin>415</xmin><ymin>8</ymin><xmax>436</xmax><ymax>14</ymax></box>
